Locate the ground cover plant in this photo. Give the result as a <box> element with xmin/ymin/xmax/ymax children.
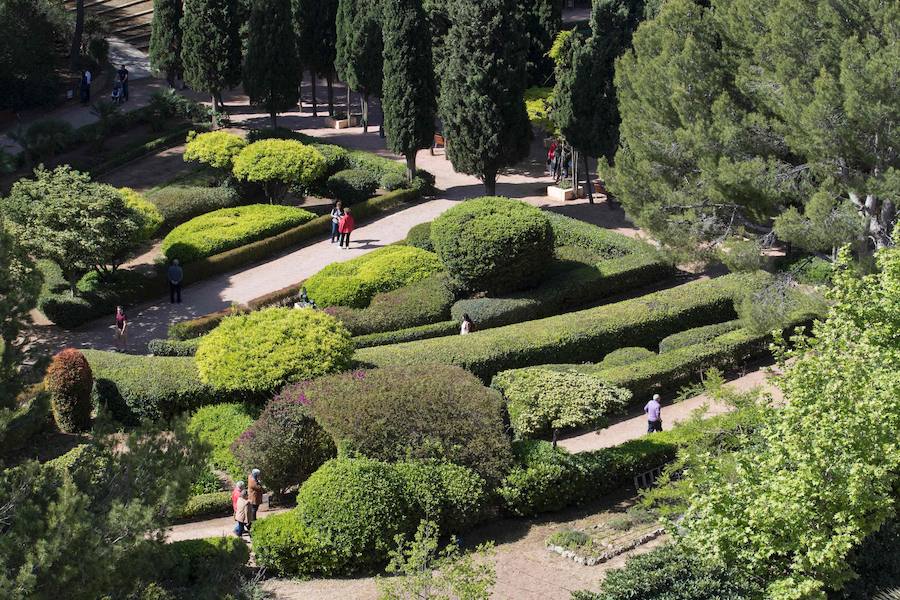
<box><xmin>161</xmin><ymin>204</ymin><xmax>316</xmax><ymax>263</ymax></box>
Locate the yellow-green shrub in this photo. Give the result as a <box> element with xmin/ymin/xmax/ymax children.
<box><xmin>120</xmin><ymin>187</ymin><xmax>163</xmax><ymax>240</ymax></box>
<box><xmin>183</xmin><ymin>130</ymin><xmax>246</xmax><ymax>170</ymax></box>
<box><xmin>232</xmin><ymin>139</ymin><xmax>326</xmax><ymax>202</ymax></box>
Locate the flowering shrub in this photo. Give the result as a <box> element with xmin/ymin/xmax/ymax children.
<box><xmin>294</xmin><ymin>364</ymin><xmax>513</xmax><ymax>484</ymax></box>
<box><xmin>183</xmin><ymin>130</ymin><xmax>247</xmax><ymax>171</ymax></box>
<box><xmin>230</xmin><ymin>395</ymin><xmax>335</xmax><ymax>497</ymax></box>
<box><xmin>195</xmin><ymin>308</ymin><xmax>353</xmax><ymax>396</ymax></box>
<box><xmin>45</xmin><ymin>348</ymin><xmax>93</xmax><ymax>432</ymax></box>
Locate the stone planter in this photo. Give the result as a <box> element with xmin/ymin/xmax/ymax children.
<box><xmin>547</xmin><ymin>185</ymin><xmax>576</xmax><ymax>201</ymax></box>
<box><xmin>326</xmin><ymin>115</ymin><xmax>359</xmax><ymax>129</ymax></box>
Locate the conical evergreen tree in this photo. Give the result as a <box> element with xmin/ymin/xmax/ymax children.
<box><xmin>437</xmin><ymin>0</ymin><xmax>531</xmax><ymax>195</ymax></box>
<box><xmin>181</xmin><ymin>0</ymin><xmax>242</xmax><ymax>126</ymax></box>
<box><xmin>244</xmin><ymin>0</ymin><xmax>302</xmax><ymax>128</ymax></box>
<box><xmin>382</xmin><ymin>0</ymin><xmax>436</xmax><ymax>181</ymax></box>
<box><xmin>525</xmin><ymin>0</ymin><xmax>561</xmax><ymax>86</ymax></box>
<box><xmin>149</xmin><ymin>0</ymin><xmax>183</xmax><ymax>86</ymax></box>
<box><xmin>293</xmin><ymin>0</ymin><xmax>338</xmax><ymax>116</ymax></box>
<box><xmin>335</xmin><ymin>0</ymin><xmax>383</xmax><ymax>132</ymax></box>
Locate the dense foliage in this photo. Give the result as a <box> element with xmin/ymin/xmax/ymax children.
<box><xmin>305</xmin><ymin>245</ymin><xmax>444</xmax><ymax>308</ymax></box>
<box><xmin>147</xmin><ymin>184</ymin><xmax>242</xmax><ymax>228</ymax></box>
<box><xmin>658</xmin><ymin>320</ymin><xmax>743</xmax><ymax>354</ymax></box>
<box><xmin>335</xmin><ymin>0</ymin><xmax>383</xmax><ymax>130</ymax></box>
<box><xmin>0</xmin><ymin>0</ymin><xmax>65</xmax><ymax>110</ymax></box>
<box><xmin>430</xmin><ymin>197</ymin><xmax>554</xmax><ymax>295</ymax></box>
<box><xmin>186</xmin><ymin>403</ymin><xmax>255</xmax><ymax>481</ymax></box>
<box><xmin>231</xmin><ymin>139</ymin><xmax>327</xmax><ymax>202</ymax></box>
<box><xmin>148</xmin><ymin>0</ymin><xmax>183</xmax><ymax>85</ymax></box>
<box><xmin>294</xmin><ymin>365</ymin><xmax>513</xmax><ymax>483</ymax></box>
<box><xmin>161</xmin><ymin>204</ymin><xmax>315</xmax><ymax>263</ymax></box>
<box><xmin>45</xmin><ymin>349</ymin><xmax>93</xmax><ymax>433</ymax></box>
<box><xmin>195</xmin><ymin>308</ymin><xmax>353</xmax><ymax>396</ymax></box>
<box><xmin>599</xmin><ymin>346</ymin><xmax>655</xmax><ymax>369</ymax></box>
<box><xmin>326</xmin><ymin>168</ymin><xmax>379</xmax><ymax>204</ymax></box>
<box><xmin>182</xmin><ymin>130</ymin><xmax>247</xmax><ymax>171</ymax></box>
<box><xmin>120</xmin><ymin>188</ymin><xmax>164</xmax><ymax>241</ymax></box>
<box><xmin>243</xmin><ymin>0</ymin><xmax>301</xmax><ymax>128</ymax></box>
<box><xmin>292</xmin><ymin>0</ymin><xmax>338</xmax><ymax>115</ymax></box>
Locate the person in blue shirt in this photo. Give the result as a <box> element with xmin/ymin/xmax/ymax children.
<box><xmin>168</xmin><ymin>259</ymin><xmax>184</xmax><ymax>303</ymax></box>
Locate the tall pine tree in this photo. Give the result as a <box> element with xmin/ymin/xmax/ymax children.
<box><xmin>382</xmin><ymin>0</ymin><xmax>436</xmax><ymax>181</ymax></box>
<box><xmin>244</xmin><ymin>0</ymin><xmax>302</xmax><ymax>128</ymax></box>
<box><xmin>553</xmin><ymin>0</ymin><xmax>646</xmax><ymax>202</ymax></box>
<box><xmin>335</xmin><ymin>0</ymin><xmax>383</xmax><ymax>132</ymax></box>
<box><xmin>293</xmin><ymin>0</ymin><xmax>338</xmax><ymax>116</ymax></box>
<box><xmin>149</xmin><ymin>0</ymin><xmax>183</xmax><ymax>86</ymax></box>
<box><xmin>181</xmin><ymin>0</ymin><xmax>242</xmax><ymax>126</ymax></box>
<box><xmin>438</xmin><ymin>0</ymin><xmax>531</xmax><ymax>195</ymax></box>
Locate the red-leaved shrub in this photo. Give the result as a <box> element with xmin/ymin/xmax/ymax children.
<box><xmin>45</xmin><ymin>348</ymin><xmax>93</xmax><ymax>432</ymax></box>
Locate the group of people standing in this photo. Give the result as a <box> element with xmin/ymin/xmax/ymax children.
<box><xmin>78</xmin><ymin>65</ymin><xmax>129</xmax><ymax>105</ymax></box>
<box><xmin>232</xmin><ymin>468</ymin><xmax>264</xmax><ymax>537</ymax></box>
<box><xmin>330</xmin><ymin>201</ymin><xmax>356</xmax><ymax>248</ymax></box>
<box><xmin>546</xmin><ymin>140</ymin><xmax>573</xmax><ymax>182</ymax></box>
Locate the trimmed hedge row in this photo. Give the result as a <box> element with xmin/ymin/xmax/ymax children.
<box><xmin>177</xmin><ymin>491</ymin><xmax>233</xmax><ymax>521</ymax></box>
<box><xmin>658</xmin><ymin>319</ymin><xmax>743</xmax><ymax>354</ymax></box>
<box><xmin>599</xmin><ymin>346</ymin><xmax>656</xmax><ymax>369</ymax></box>
<box><xmin>82</xmin><ymin>350</ymin><xmax>215</xmax><ymax>424</ymax></box>
<box><xmin>147</xmin><ymin>184</ymin><xmax>243</xmax><ymax>230</ymax></box>
<box><xmin>148</xmin><ymin>337</ymin><xmax>201</xmax><ymax>356</ymax></box>
<box><xmin>355</xmin><ymin>273</ymin><xmax>765</xmax><ymax>381</ymax></box>
<box><xmin>39</xmin><ymin>268</ymin><xmax>161</xmax><ymax>329</ymax></box>
<box><xmin>352</xmin><ymin>320</ymin><xmax>458</xmax><ymax>348</ymax></box>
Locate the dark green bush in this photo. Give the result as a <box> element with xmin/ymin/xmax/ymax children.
<box><xmin>395</xmin><ymin>461</ymin><xmax>488</xmax><ymax>533</ymax></box>
<box><xmin>431</xmin><ymin>197</ymin><xmax>555</xmax><ymax>295</ymax></box>
<box><xmin>405</xmin><ymin>221</ymin><xmax>434</xmax><ymax>251</ymax></box>
<box><xmin>44</xmin><ymin>349</ymin><xmax>93</xmax><ymax>433</ymax></box>
<box><xmin>325</xmin><ymin>273</ymin><xmax>455</xmax><ymax>336</ymax></box>
<box><xmin>83</xmin><ymin>350</ymin><xmax>216</xmax><ymax>424</ymax></box>
<box><xmin>154</xmin><ymin>537</ymin><xmax>250</xmax><ymax>593</ymax></box>
<box><xmin>326</xmin><ymin>168</ymin><xmax>379</xmax><ymax>205</ymax></box>
<box><xmin>312</xmin><ymin>144</ymin><xmax>350</xmax><ymax>177</ymax></box>
<box><xmin>187</xmin><ymin>403</ymin><xmax>256</xmax><ymax>481</ymax></box>
<box><xmin>231</xmin><ymin>395</ymin><xmax>336</xmax><ymax>497</ymax></box>
<box><xmin>837</xmin><ymin>520</ymin><xmax>900</xmax><ymax>600</ymax></box>
<box><xmin>298</xmin><ymin>365</ymin><xmax>513</xmax><ymax>484</ymax></box>
<box><xmin>380</xmin><ymin>171</ymin><xmax>407</xmax><ymax>191</ymax></box>
<box><xmin>148</xmin><ymin>337</ymin><xmax>201</xmax><ymax>357</ymax></box>
<box><xmin>296</xmin><ymin>457</ymin><xmax>416</xmax><ymax>573</ymax></box>
<box><xmin>352</xmin><ymin>320</ymin><xmax>458</xmax><ymax>348</ymax></box>
<box><xmin>573</xmin><ymin>543</ymin><xmax>762</xmax><ymax>600</ymax></box>
<box><xmin>0</xmin><ymin>389</ymin><xmax>50</xmax><ymax>457</ymax></box>
<box><xmin>251</xmin><ymin>511</ymin><xmax>341</xmax><ymax>577</ymax></box>
<box><xmin>355</xmin><ymin>273</ymin><xmax>764</xmax><ymax>381</ymax></box>
<box><xmin>599</xmin><ymin>346</ymin><xmax>656</xmax><ymax>368</ymax></box>
<box><xmin>146</xmin><ymin>185</ymin><xmax>243</xmax><ymax>229</ymax></box>
<box><xmin>16</xmin><ymin>119</ymin><xmax>74</xmax><ymax>163</ymax></box>
<box><xmin>346</xmin><ymin>150</ymin><xmax>408</xmax><ymax>188</ymax></box>
<box><xmin>658</xmin><ymin>319</ymin><xmax>743</xmax><ymax>354</ymax></box>
<box><xmin>176</xmin><ymin>491</ymin><xmax>232</xmax><ymax>521</ymax></box>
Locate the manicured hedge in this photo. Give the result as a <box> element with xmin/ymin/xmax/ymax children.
<box><xmin>405</xmin><ymin>221</ymin><xmax>433</xmax><ymax>251</ymax></box>
<box><xmin>168</xmin><ymin>308</ymin><xmax>244</xmax><ymax>340</ymax></box>
<box><xmin>187</xmin><ymin>403</ymin><xmax>256</xmax><ymax>481</ymax></box>
<box><xmin>183</xmin><ymin>130</ymin><xmax>246</xmax><ymax>170</ymax></box>
<box><xmin>394</xmin><ymin>461</ymin><xmax>489</xmax><ymax>534</ymax></box>
<box><xmin>176</xmin><ymin>491</ymin><xmax>233</xmax><ymax>521</ymax></box>
<box><xmin>161</xmin><ymin>204</ymin><xmax>316</xmax><ymax>263</ymax></box>
<box><xmin>325</xmin><ymin>273</ymin><xmax>455</xmax><ymax>336</ymax></box>
<box><xmin>82</xmin><ymin>350</ymin><xmax>215</xmax><ymax>424</ymax></box>
<box><xmin>147</xmin><ymin>184</ymin><xmax>243</xmax><ymax>229</ymax></box>
<box><xmin>599</xmin><ymin>346</ymin><xmax>656</xmax><ymax>369</ymax></box>
<box><xmin>148</xmin><ymin>337</ymin><xmax>201</xmax><ymax>357</ymax></box>
<box><xmin>658</xmin><ymin>319</ymin><xmax>743</xmax><ymax>354</ymax></box>
<box><xmin>327</xmin><ymin>168</ymin><xmax>379</xmax><ymax>205</ymax></box>
<box><xmin>45</xmin><ymin>348</ymin><xmax>93</xmax><ymax>433</ymax></box>
<box><xmin>352</xmin><ymin>320</ymin><xmax>458</xmax><ymax>348</ymax></box>
<box><xmin>0</xmin><ymin>389</ymin><xmax>50</xmax><ymax>457</ymax></box>
<box><xmin>154</xmin><ymin>536</ymin><xmax>250</xmax><ymax>591</ymax></box>
<box><xmin>195</xmin><ymin>308</ymin><xmax>353</xmax><ymax>396</ymax></box>
<box><xmin>251</xmin><ymin>511</ymin><xmax>340</xmax><ymax>577</ymax></box>
<box><xmin>305</xmin><ymin>245</ymin><xmax>443</xmax><ymax>309</ymax></box>
<box><xmin>431</xmin><ymin>197</ymin><xmax>555</xmax><ymax>295</ymax></box>
<box><xmin>355</xmin><ymin>273</ymin><xmax>765</xmax><ymax>381</ymax></box>
<box><xmin>292</xmin><ymin>365</ymin><xmax>513</xmax><ymax>484</ymax></box>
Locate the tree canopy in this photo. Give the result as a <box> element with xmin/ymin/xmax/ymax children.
<box><xmin>611</xmin><ymin>0</ymin><xmax>899</xmax><ymax>258</ymax></box>
<box><xmin>243</xmin><ymin>0</ymin><xmax>301</xmax><ymax>128</ymax></box>
<box><xmin>148</xmin><ymin>0</ymin><xmax>183</xmax><ymax>86</ymax></box>
<box><xmin>292</xmin><ymin>0</ymin><xmax>339</xmax><ymax>115</ymax></box>
<box><xmin>180</xmin><ymin>0</ymin><xmax>242</xmax><ymax>119</ymax></box>
<box><xmin>335</xmin><ymin>0</ymin><xmax>383</xmax><ymax>130</ymax></box>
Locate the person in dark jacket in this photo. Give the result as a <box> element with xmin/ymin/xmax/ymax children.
<box><xmin>168</xmin><ymin>259</ymin><xmax>183</xmax><ymax>303</ymax></box>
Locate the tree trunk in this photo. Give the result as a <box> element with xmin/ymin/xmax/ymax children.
<box><xmin>405</xmin><ymin>153</ymin><xmax>416</xmax><ymax>183</ymax></box>
<box><xmin>310</xmin><ymin>71</ymin><xmax>318</xmax><ymax>117</ymax></box>
<box><xmin>362</xmin><ymin>94</ymin><xmax>368</xmax><ymax>133</ymax></box>
<box><xmin>483</xmin><ymin>172</ymin><xmax>497</xmax><ymax>196</ymax></box>
<box><xmin>270</xmin><ymin>109</ymin><xmax>277</xmax><ymax>129</ymax></box>
<box><xmin>326</xmin><ymin>72</ymin><xmax>334</xmax><ymax>116</ymax></box>
<box><xmin>346</xmin><ymin>87</ymin><xmax>350</xmax><ymax>119</ymax></box>
<box><xmin>552</xmin><ymin>428</ymin><xmax>558</xmax><ymax>449</ymax></box>
<box><xmin>210</xmin><ymin>94</ymin><xmax>218</xmax><ymax>129</ymax></box>
<box><xmin>582</xmin><ymin>153</ymin><xmax>593</xmax><ymax>204</ymax></box>
<box><xmin>166</xmin><ymin>70</ymin><xmax>176</xmax><ymax>88</ymax></box>
<box><xmin>70</xmin><ymin>0</ymin><xmax>84</xmax><ymax>71</ymax></box>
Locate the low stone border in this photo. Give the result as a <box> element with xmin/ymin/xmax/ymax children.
<box><xmin>547</xmin><ymin>527</ymin><xmax>664</xmax><ymax>566</ymax></box>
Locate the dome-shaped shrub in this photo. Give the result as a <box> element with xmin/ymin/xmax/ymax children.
<box><xmin>45</xmin><ymin>348</ymin><xmax>93</xmax><ymax>432</ymax></box>
<box><xmin>120</xmin><ymin>187</ymin><xmax>163</xmax><ymax>240</ymax></box>
<box><xmin>405</xmin><ymin>221</ymin><xmax>433</xmax><ymax>251</ymax></box>
<box><xmin>195</xmin><ymin>308</ymin><xmax>353</xmax><ymax>396</ymax></box>
<box><xmin>599</xmin><ymin>346</ymin><xmax>656</xmax><ymax>369</ymax></box>
<box><xmin>296</xmin><ymin>457</ymin><xmax>415</xmax><ymax>572</ymax></box>
<box><xmin>326</xmin><ymin>168</ymin><xmax>379</xmax><ymax>205</ymax></box>
<box><xmin>232</xmin><ymin>139</ymin><xmax>326</xmax><ymax>202</ymax></box>
<box><xmin>430</xmin><ymin>197</ymin><xmax>554</xmax><ymax>294</ymax></box>
<box><xmin>183</xmin><ymin>130</ymin><xmax>247</xmax><ymax>170</ymax></box>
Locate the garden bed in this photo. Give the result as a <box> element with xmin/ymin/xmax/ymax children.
<box><xmin>546</xmin><ymin>512</ymin><xmax>664</xmax><ymax>566</ymax></box>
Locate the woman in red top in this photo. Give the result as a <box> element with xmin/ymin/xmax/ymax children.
<box><xmin>114</xmin><ymin>306</ymin><xmax>128</xmax><ymax>351</ymax></box>
<box><xmin>338</xmin><ymin>208</ymin><xmax>355</xmax><ymax>249</ymax></box>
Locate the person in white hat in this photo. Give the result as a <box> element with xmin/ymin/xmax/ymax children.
<box><xmin>644</xmin><ymin>394</ymin><xmax>663</xmax><ymax>433</ymax></box>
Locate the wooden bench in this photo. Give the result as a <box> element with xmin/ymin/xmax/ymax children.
<box><xmin>431</xmin><ymin>133</ymin><xmax>446</xmax><ymax>155</ymax></box>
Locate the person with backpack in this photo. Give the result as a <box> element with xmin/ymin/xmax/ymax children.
<box><xmin>338</xmin><ymin>208</ymin><xmax>355</xmax><ymax>249</ymax></box>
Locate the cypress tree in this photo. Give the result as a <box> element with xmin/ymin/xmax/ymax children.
<box><xmin>148</xmin><ymin>0</ymin><xmax>183</xmax><ymax>87</ymax></box>
<box><xmin>244</xmin><ymin>0</ymin><xmax>302</xmax><ymax>128</ymax></box>
<box><xmin>382</xmin><ymin>0</ymin><xmax>436</xmax><ymax>181</ymax></box>
<box><xmin>181</xmin><ymin>0</ymin><xmax>242</xmax><ymax>126</ymax></box>
<box><xmin>525</xmin><ymin>0</ymin><xmax>562</xmax><ymax>86</ymax></box>
<box><xmin>438</xmin><ymin>0</ymin><xmax>531</xmax><ymax>195</ymax></box>
<box><xmin>293</xmin><ymin>0</ymin><xmax>338</xmax><ymax>116</ymax></box>
<box><xmin>335</xmin><ymin>0</ymin><xmax>383</xmax><ymax>132</ymax></box>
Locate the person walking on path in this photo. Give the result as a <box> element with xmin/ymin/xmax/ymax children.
<box><xmin>330</xmin><ymin>201</ymin><xmax>344</xmax><ymax>243</ymax></box>
<box><xmin>338</xmin><ymin>208</ymin><xmax>355</xmax><ymax>249</ymax></box>
<box><xmin>231</xmin><ymin>481</ymin><xmax>245</xmax><ymax>512</ymax></box>
<box><xmin>247</xmin><ymin>468</ymin><xmax>264</xmax><ymax>520</ymax></box>
<box><xmin>460</xmin><ymin>313</ymin><xmax>474</xmax><ymax>335</ymax></box>
<box><xmin>79</xmin><ymin>70</ymin><xmax>92</xmax><ymax>104</ymax></box>
<box><xmin>168</xmin><ymin>259</ymin><xmax>184</xmax><ymax>303</ymax></box>
<box><xmin>234</xmin><ymin>489</ymin><xmax>252</xmax><ymax>537</ymax></box>
<box><xmin>114</xmin><ymin>306</ymin><xmax>128</xmax><ymax>351</ymax></box>
<box><xmin>645</xmin><ymin>393</ymin><xmax>663</xmax><ymax>433</ymax></box>
<box><xmin>117</xmin><ymin>65</ymin><xmax>129</xmax><ymax>101</ymax></box>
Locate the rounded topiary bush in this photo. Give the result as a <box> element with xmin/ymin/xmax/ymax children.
<box><xmin>430</xmin><ymin>196</ymin><xmax>554</xmax><ymax>295</ymax></box>
<box><xmin>296</xmin><ymin>364</ymin><xmax>513</xmax><ymax>484</ymax></box>
<box><xmin>45</xmin><ymin>348</ymin><xmax>93</xmax><ymax>432</ymax></box>
<box><xmin>304</xmin><ymin>245</ymin><xmax>444</xmax><ymax>308</ymax></box>
<box><xmin>183</xmin><ymin>130</ymin><xmax>247</xmax><ymax>171</ymax></box>
<box><xmin>296</xmin><ymin>457</ymin><xmax>416</xmax><ymax>572</ymax></box>
<box><xmin>232</xmin><ymin>139</ymin><xmax>326</xmax><ymax>202</ymax></box>
<box><xmin>395</xmin><ymin>461</ymin><xmax>488</xmax><ymax>533</ymax></box>
<box><xmin>326</xmin><ymin>168</ymin><xmax>379</xmax><ymax>205</ymax></box>
<box><xmin>599</xmin><ymin>346</ymin><xmax>656</xmax><ymax>369</ymax></box>
<box><xmin>230</xmin><ymin>395</ymin><xmax>336</xmax><ymax>497</ymax></box>
<box><xmin>195</xmin><ymin>308</ymin><xmax>353</xmax><ymax>396</ymax></box>
<box><xmin>120</xmin><ymin>187</ymin><xmax>163</xmax><ymax>240</ymax></box>
<box><xmin>405</xmin><ymin>221</ymin><xmax>433</xmax><ymax>251</ymax></box>
<box><xmin>252</xmin><ymin>511</ymin><xmax>341</xmax><ymax>577</ymax></box>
